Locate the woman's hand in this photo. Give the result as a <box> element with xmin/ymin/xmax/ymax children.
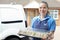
<box><xmin>47</xmin><ymin>31</ymin><xmax>54</xmax><ymax>40</ymax></box>
<box><xmin>42</xmin><ymin>31</ymin><xmax>54</xmax><ymax>40</ymax></box>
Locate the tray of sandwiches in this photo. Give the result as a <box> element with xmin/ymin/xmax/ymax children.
<box><xmin>18</xmin><ymin>28</ymin><xmax>49</xmax><ymax>38</ymax></box>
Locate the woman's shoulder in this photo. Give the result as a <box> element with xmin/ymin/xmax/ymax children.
<box><xmin>48</xmin><ymin>16</ymin><xmax>55</xmax><ymax>23</ymax></box>
<box><xmin>49</xmin><ymin>16</ymin><xmax>55</xmax><ymax>21</ymax></box>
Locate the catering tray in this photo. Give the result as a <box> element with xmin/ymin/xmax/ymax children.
<box><xmin>18</xmin><ymin>28</ymin><xmax>49</xmax><ymax>38</ymax></box>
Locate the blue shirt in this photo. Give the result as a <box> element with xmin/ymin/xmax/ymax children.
<box><xmin>31</xmin><ymin>15</ymin><xmax>56</xmax><ymax>32</ymax></box>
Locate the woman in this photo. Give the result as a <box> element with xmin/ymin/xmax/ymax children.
<box><xmin>31</xmin><ymin>1</ymin><xmax>56</xmax><ymax>40</ymax></box>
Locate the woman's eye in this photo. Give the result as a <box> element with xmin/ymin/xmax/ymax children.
<box><xmin>44</xmin><ymin>7</ymin><xmax>46</xmax><ymax>8</ymax></box>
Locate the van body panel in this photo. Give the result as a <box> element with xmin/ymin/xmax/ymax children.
<box><xmin>0</xmin><ymin>4</ymin><xmax>26</xmax><ymax>40</ymax></box>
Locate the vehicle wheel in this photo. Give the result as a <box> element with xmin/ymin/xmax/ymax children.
<box><xmin>4</xmin><ymin>35</ymin><xmax>20</xmax><ymax>40</ymax></box>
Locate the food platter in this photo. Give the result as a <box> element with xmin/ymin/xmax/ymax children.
<box><xmin>18</xmin><ymin>28</ymin><xmax>49</xmax><ymax>38</ymax></box>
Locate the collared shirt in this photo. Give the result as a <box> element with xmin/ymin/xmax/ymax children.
<box><xmin>31</xmin><ymin>15</ymin><xmax>56</xmax><ymax>32</ymax></box>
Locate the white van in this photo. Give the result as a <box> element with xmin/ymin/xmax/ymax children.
<box><xmin>0</xmin><ymin>4</ymin><xmax>27</xmax><ymax>40</ymax></box>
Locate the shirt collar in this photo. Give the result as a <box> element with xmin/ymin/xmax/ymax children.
<box><xmin>37</xmin><ymin>14</ymin><xmax>50</xmax><ymax>21</ymax></box>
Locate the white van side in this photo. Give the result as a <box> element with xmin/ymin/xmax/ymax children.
<box><xmin>0</xmin><ymin>4</ymin><xmax>27</xmax><ymax>40</ymax></box>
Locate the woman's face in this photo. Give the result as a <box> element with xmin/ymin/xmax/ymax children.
<box><xmin>39</xmin><ymin>3</ymin><xmax>48</xmax><ymax>16</ymax></box>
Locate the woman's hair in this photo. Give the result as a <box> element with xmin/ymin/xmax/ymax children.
<box><xmin>40</xmin><ymin>1</ymin><xmax>49</xmax><ymax>8</ymax></box>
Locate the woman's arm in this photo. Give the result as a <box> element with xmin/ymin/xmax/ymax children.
<box><xmin>47</xmin><ymin>20</ymin><xmax>56</xmax><ymax>40</ymax></box>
